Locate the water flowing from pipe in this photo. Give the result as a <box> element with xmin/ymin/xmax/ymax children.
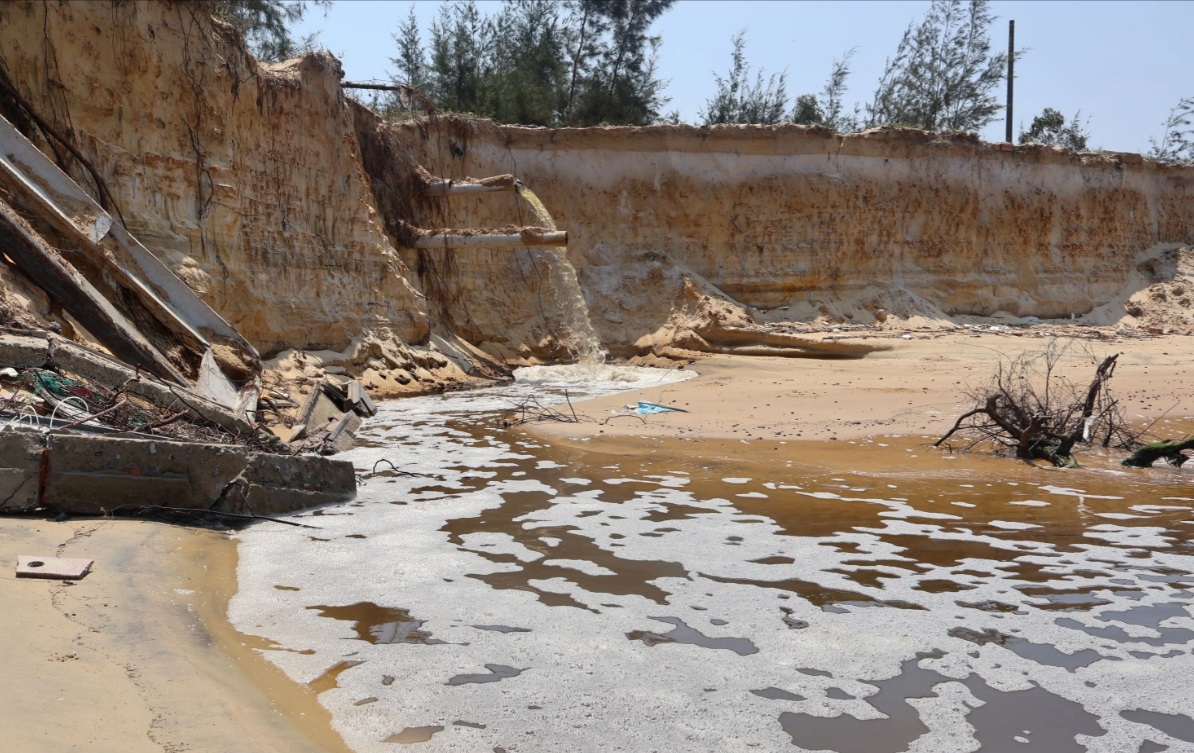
<box><xmin>516</xmin><ymin>185</ymin><xmax>607</xmax><ymax>368</ymax></box>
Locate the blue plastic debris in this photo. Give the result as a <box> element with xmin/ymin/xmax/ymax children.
<box><xmin>634</xmin><ymin>401</ymin><xmax>688</xmax><ymax>415</ymax></box>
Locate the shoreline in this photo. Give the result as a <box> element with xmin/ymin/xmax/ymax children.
<box><xmin>532</xmin><ymin>333</ymin><xmax>1194</xmax><ymax>446</ymax></box>
<box><xmin>4</xmin><ymin>331</ymin><xmax>1193</xmax><ymax>752</ymax></box>
<box><xmin>0</xmin><ymin>516</ymin><xmax>351</xmax><ymax>753</ymax></box>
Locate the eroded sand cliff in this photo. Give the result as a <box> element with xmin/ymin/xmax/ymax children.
<box><xmin>384</xmin><ymin>119</ymin><xmax>1194</xmax><ymax>356</ymax></box>
<box><xmin>1</xmin><ymin>0</ymin><xmax>1192</xmax><ymax>386</ymax></box>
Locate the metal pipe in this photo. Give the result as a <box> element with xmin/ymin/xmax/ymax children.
<box><xmin>1006</xmin><ymin>20</ymin><xmax>1015</xmax><ymax>144</ymax></box>
<box><xmin>414</xmin><ymin>229</ymin><xmax>567</xmax><ymax>249</ymax></box>
<box><xmin>422</xmin><ymin>174</ymin><xmax>519</xmax><ymax>197</ymax></box>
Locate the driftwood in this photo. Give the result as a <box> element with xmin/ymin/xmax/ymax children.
<box><xmin>1121</xmin><ymin>438</ymin><xmax>1194</xmax><ymax>468</ymax></box>
<box><xmin>935</xmin><ymin>344</ymin><xmax>1125</xmax><ymax>467</ymax></box>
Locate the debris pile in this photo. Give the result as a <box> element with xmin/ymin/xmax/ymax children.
<box><xmin>285</xmin><ymin>378</ymin><xmax>378</xmax><ymax>454</ymax></box>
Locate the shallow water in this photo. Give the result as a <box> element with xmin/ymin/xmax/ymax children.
<box><xmin>231</xmin><ymin>367</ymin><xmax>1194</xmax><ymax>753</ymax></box>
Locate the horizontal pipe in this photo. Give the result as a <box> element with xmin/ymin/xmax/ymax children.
<box><xmin>414</xmin><ymin>229</ymin><xmax>567</xmax><ymax>249</ymax></box>
<box><xmin>423</xmin><ymin>174</ymin><xmax>519</xmax><ymax>197</ymax></box>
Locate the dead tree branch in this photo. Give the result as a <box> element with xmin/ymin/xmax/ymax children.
<box><xmin>934</xmin><ymin>342</ymin><xmax>1131</xmax><ymax>467</ymax></box>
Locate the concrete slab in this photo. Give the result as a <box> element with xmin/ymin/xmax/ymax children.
<box><xmin>0</xmin><ymin>422</ymin><xmax>355</xmax><ymax>519</ymax></box>
<box><xmin>44</xmin><ymin>433</ymin><xmax>248</xmax><ymax>514</ymax></box>
<box><xmin>0</xmin><ymin>429</ymin><xmax>44</xmax><ymax>512</ymax></box>
<box><xmin>241</xmin><ymin>452</ymin><xmax>357</xmax><ymax>516</ymax></box>
<box><xmin>0</xmin><ymin>333</ymin><xmax>50</xmax><ymax>370</ymax></box>
<box><xmin>16</xmin><ymin>554</ymin><xmax>93</xmax><ymax>579</ymax></box>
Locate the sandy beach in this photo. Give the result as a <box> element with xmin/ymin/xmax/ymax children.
<box><xmin>4</xmin><ymin>330</ymin><xmax>1193</xmax><ymax>752</ymax></box>
<box><xmin>0</xmin><ymin>517</ymin><xmax>351</xmax><ymax>753</ymax></box>
<box><xmin>536</xmin><ymin>331</ymin><xmax>1194</xmax><ymax>446</ymax></box>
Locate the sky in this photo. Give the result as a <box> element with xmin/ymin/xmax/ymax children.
<box><xmin>294</xmin><ymin>1</ymin><xmax>1194</xmax><ymax>153</ymax></box>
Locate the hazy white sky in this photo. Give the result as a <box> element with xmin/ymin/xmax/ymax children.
<box><xmin>295</xmin><ymin>0</ymin><xmax>1193</xmax><ymax>153</ymax></box>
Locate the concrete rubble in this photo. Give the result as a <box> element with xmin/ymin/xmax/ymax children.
<box><xmin>0</xmin><ymin>109</ymin><xmax>361</xmax><ymax>521</ymax></box>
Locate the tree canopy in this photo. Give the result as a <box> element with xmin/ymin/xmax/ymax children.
<box><xmin>384</xmin><ymin>0</ymin><xmax>674</xmax><ymax>127</ymax></box>
<box><xmin>701</xmin><ymin>31</ymin><xmax>788</xmax><ymax>125</ymax></box>
<box><xmin>866</xmin><ymin>0</ymin><xmax>1012</xmax><ymax>132</ymax></box>
<box><xmin>209</xmin><ymin>0</ymin><xmax>329</xmax><ymax>62</ymax></box>
<box><xmin>1018</xmin><ymin>108</ymin><xmax>1089</xmax><ymax>151</ymax></box>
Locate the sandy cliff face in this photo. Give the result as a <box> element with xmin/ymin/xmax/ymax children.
<box><xmin>0</xmin><ymin>0</ymin><xmax>426</xmax><ymax>359</ymax></box>
<box><xmin>387</xmin><ymin>119</ymin><xmax>1194</xmax><ymax>353</ymax></box>
<box><xmin>3</xmin><ymin>1</ymin><xmax>1192</xmax><ymax>375</ymax></box>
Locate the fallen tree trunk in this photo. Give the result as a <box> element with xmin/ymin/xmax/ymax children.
<box><xmin>1121</xmin><ymin>438</ymin><xmax>1194</xmax><ymax>468</ymax></box>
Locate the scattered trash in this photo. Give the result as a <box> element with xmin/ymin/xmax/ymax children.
<box><xmin>16</xmin><ymin>554</ymin><xmax>93</xmax><ymax>580</ymax></box>
<box><xmin>634</xmin><ymin>401</ymin><xmax>688</xmax><ymax>415</ymax></box>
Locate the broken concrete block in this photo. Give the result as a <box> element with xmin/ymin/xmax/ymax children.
<box><xmin>241</xmin><ymin>452</ymin><xmax>357</xmax><ymax>516</ymax></box>
<box><xmin>0</xmin><ymin>429</ymin><xmax>44</xmax><ymax>512</ymax></box>
<box><xmin>344</xmin><ymin>380</ymin><xmax>377</xmax><ymax>417</ymax></box>
<box><xmin>357</xmin><ymin>388</ymin><xmax>377</xmax><ymax>418</ymax></box>
<box><xmin>0</xmin><ymin>333</ymin><xmax>50</xmax><ymax>370</ymax></box>
<box><xmin>292</xmin><ymin>385</ymin><xmax>342</xmax><ymax>439</ymax></box>
<box><xmin>17</xmin><ymin>555</ymin><xmax>93</xmax><ymax>579</ymax></box>
<box><xmin>43</xmin><ymin>433</ymin><xmax>249</xmax><ymax>514</ymax></box>
<box><xmin>323</xmin><ymin>412</ymin><xmax>362</xmax><ymax>455</ymax></box>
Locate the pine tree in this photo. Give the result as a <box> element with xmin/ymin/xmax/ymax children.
<box><xmin>209</xmin><ymin>0</ymin><xmax>328</xmax><ymax>62</ymax></box>
<box><xmin>867</xmin><ymin>0</ymin><xmax>1013</xmax><ymax>132</ymax></box>
<box><xmin>701</xmin><ymin>30</ymin><xmax>788</xmax><ymax>125</ymax></box>
<box><xmin>1018</xmin><ymin>108</ymin><xmax>1089</xmax><ymax>151</ymax></box>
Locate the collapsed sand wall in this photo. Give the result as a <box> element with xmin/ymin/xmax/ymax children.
<box><xmin>389</xmin><ymin>119</ymin><xmax>1194</xmax><ymax>351</ymax></box>
<box><xmin>0</xmin><ymin>0</ymin><xmax>426</xmax><ymax>357</ymax></box>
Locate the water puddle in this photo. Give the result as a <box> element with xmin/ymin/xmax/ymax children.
<box><xmin>307</xmin><ymin>603</ymin><xmax>448</xmax><ymax>645</ymax></box>
<box><xmin>383</xmin><ymin>726</ymin><xmax>443</xmax><ymax>744</ymax></box>
<box><xmin>231</xmin><ymin>366</ymin><xmax>1194</xmax><ymax>753</ymax></box>
<box><xmin>446</xmin><ymin>664</ymin><xmax>525</xmax><ymax>686</ymax></box>
<box><xmin>625</xmin><ymin>616</ymin><xmax>759</xmax><ymax>655</ymax></box>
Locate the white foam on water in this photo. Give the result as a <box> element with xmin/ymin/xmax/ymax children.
<box><xmin>231</xmin><ymin>371</ymin><xmax>1194</xmax><ymax>753</ymax></box>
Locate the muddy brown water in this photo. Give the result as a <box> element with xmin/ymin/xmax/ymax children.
<box><xmin>232</xmin><ymin>384</ymin><xmax>1194</xmax><ymax>753</ymax></box>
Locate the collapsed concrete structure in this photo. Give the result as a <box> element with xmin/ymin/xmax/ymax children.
<box><xmin>0</xmin><ymin>2</ymin><xmax>1192</xmax><ymax>515</ymax></box>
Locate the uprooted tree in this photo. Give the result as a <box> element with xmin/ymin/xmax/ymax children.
<box><xmin>934</xmin><ymin>342</ymin><xmax>1135</xmax><ymax>467</ymax></box>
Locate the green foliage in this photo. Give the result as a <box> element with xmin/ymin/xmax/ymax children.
<box><xmin>392</xmin><ymin>7</ymin><xmax>428</xmax><ymax>92</ymax></box>
<box><xmin>1149</xmin><ymin>97</ymin><xmax>1194</xmax><ymax>165</ymax></box>
<box><xmin>792</xmin><ymin>50</ymin><xmax>859</xmax><ymax>132</ymax></box>
<box><xmin>1018</xmin><ymin>107</ymin><xmax>1089</xmax><ymax>151</ymax></box>
<box><xmin>791</xmin><ymin>94</ymin><xmax>824</xmax><ymax>126</ymax></box>
<box><xmin>385</xmin><ymin>0</ymin><xmax>673</xmax><ymax>127</ymax></box>
<box><xmin>209</xmin><ymin>0</ymin><xmax>329</xmax><ymax>62</ymax></box>
<box><xmin>818</xmin><ymin>49</ymin><xmax>860</xmax><ymax>132</ymax></box>
<box><xmin>561</xmin><ymin>0</ymin><xmax>675</xmax><ymax>125</ymax></box>
<box><xmin>867</xmin><ymin>0</ymin><xmax>1013</xmax><ymax>132</ymax></box>
<box><xmin>701</xmin><ymin>31</ymin><xmax>788</xmax><ymax>125</ymax></box>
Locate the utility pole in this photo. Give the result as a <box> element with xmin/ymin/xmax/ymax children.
<box><xmin>1006</xmin><ymin>20</ymin><xmax>1015</xmax><ymax>143</ymax></box>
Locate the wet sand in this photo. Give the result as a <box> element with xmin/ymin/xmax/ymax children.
<box><xmin>6</xmin><ymin>332</ymin><xmax>1194</xmax><ymax>752</ymax></box>
<box><xmin>0</xmin><ymin>517</ymin><xmax>351</xmax><ymax>753</ymax></box>
<box><xmin>229</xmin><ymin>346</ymin><xmax>1194</xmax><ymax>753</ymax></box>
